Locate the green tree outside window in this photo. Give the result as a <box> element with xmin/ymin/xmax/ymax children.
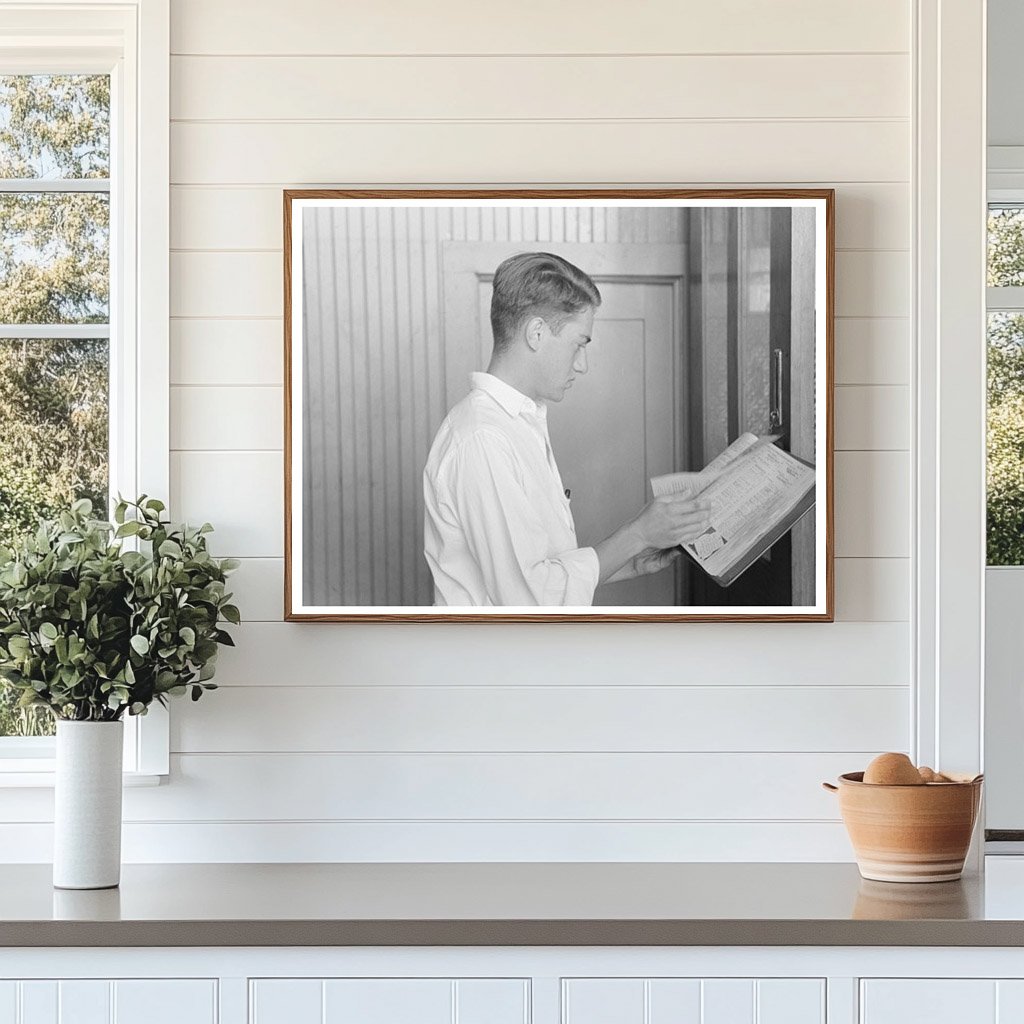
<box><xmin>988</xmin><ymin>208</ymin><xmax>1024</xmax><ymax>566</ymax></box>
<box><xmin>0</xmin><ymin>75</ymin><xmax>110</xmax><ymax>736</ymax></box>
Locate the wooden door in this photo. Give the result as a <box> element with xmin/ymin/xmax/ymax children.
<box><xmin>443</xmin><ymin>242</ymin><xmax>687</xmax><ymax>606</ymax></box>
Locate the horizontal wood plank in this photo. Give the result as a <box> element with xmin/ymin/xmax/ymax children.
<box><xmin>834</xmin><ymin>318</ymin><xmax>909</xmax><ymax>385</ymax></box>
<box><xmin>209</xmin><ymin>621</ymin><xmax>910</xmax><ymax>686</ymax></box>
<box><xmin>171</xmin><ymin>451</ymin><xmax>283</xmax><ymax>557</ymax></box>
<box><xmin>171</xmin><ymin>250</ymin><xmax>907</xmax><ymax>320</ymax></box>
<box><xmin>170</xmin><ymin>0</ymin><xmax>910</xmax><ymax>56</ymax></box>
<box><xmin>835</xmin><ymin>250</ymin><xmax>909</xmax><ymax>318</ymax></box>
<box><xmin>170</xmin><ymin>183</ymin><xmax>908</xmax><ymax>251</ymax></box>
<box><xmin>171</xmin><ymin>252</ymin><xmax>281</xmax><ymax>317</ymax></box>
<box><xmin>171</xmin><ymin>319</ymin><xmax>284</xmax><ymax>386</ymax></box>
<box><xmin>0</xmin><ymin>820</ymin><xmax>856</xmax><ymax>862</ymax></box>
<box><xmin>170</xmin><ymin>121</ymin><xmax>909</xmax><ymax>186</ymax></box>
<box><xmin>834</xmin><ymin>558</ymin><xmax>910</xmax><ymax>621</ymax></box>
<box><xmin>834</xmin><ymin>452</ymin><xmax>910</xmax><ymax>557</ymax></box>
<box><xmin>226</xmin><ymin>557</ymin><xmax>910</xmax><ymax>623</ymax></box>
<box><xmin>170</xmin><ymin>684</ymin><xmax>909</xmax><ymax>753</ymax></box>
<box><xmin>114</xmin><ymin>752</ymin><xmax>883</xmax><ymax>821</ymax></box>
<box><xmin>835</xmin><ymin>385</ymin><xmax>910</xmax><ymax>450</ymax></box>
<box><xmin>171</xmin><ymin>386</ymin><xmax>282</xmax><ymax>450</ymax></box>
<box><xmin>171</xmin><ymin>55</ymin><xmax>908</xmax><ymax>121</ymax></box>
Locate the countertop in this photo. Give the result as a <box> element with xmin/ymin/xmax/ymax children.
<box><xmin>7</xmin><ymin>861</ymin><xmax>1024</xmax><ymax>947</ymax></box>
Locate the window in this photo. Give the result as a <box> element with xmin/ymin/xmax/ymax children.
<box><xmin>0</xmin><ymin>3</ymin><xmax>169</xmax><ymax>780</ymax></box>
<box><xmin>0</xmin><ymin>73</ymin><xmax>111</xmax><ymax>738</ymax></box>
<box><xmin>986</xmin><ymin>204</ymin><xmax>1024</xmax><ymax>565</ymax></box>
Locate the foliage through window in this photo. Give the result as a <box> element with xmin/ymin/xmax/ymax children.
<box><xmin>0</xmin><ymin>75</ymin><xmax>110</xmax><ymax>737</ymax></box>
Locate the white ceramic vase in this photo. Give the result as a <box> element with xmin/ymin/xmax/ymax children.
<box><xmin>53</xmin><ymin>719</ymin><xmax>124</xmax><ymax>889</ymax></box>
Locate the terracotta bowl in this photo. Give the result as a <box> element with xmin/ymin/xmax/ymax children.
<box><xmin>823</xmin><ymin>771</ymin><xmax>983</xmax><ymax>883</ymax></box>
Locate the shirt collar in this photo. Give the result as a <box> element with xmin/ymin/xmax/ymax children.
<box><xmin>470</xmin><ymin>372</ymin><xmax>545</xmax><ymax>421</ymax></box>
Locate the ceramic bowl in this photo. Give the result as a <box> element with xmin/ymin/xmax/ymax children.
<box><xmin>822</xmin><ymin>771</ymin><xmax>983</xmax><ymax>883</ymax></box>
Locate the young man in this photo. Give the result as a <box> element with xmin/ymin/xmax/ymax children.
<box><xmin>423</xmin><ymin>251</ymin><xmax>710</xmax><ymax>607</ymax></box>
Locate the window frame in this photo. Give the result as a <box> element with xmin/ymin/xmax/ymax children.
<box><xmin>0</xmin><ymin>0</ymin><xmax>169</xmax><ymax>784</ymax></box>
<box><xmin>983</xmin><ymin>183</ymin><xmax>1024</xmax><ymax>838</ymax></box>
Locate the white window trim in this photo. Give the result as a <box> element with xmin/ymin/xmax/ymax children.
<box><xmin>982</xmin><ymin>180</ymin><xmax>1024</xmax><ymax>839</ymax></box>
<box><xmin>913</xmin><ymin>0</ymin><xmax>987</xmax><ymax>870</ymax></box>
<box><xmin>0</xmin><ymin>0</ymin><xmax>169</xmax><ymax>784</ymax></box>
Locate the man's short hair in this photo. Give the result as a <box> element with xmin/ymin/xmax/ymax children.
<box><xmin>490</xmin><ymin>252</ymin><xmax>601</xmax><ymax>353</ymax></box>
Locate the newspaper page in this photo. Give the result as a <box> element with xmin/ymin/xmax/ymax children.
<box><xmin>651</xmin><ymin>435</ymin><xmax>815</xmax><ymax>582</ymax></box>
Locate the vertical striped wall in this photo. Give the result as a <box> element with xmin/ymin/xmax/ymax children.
<box><xmin>1</xmin><ymin>0</ymin><xmax>914</xmax><ymax>862</ymax></box>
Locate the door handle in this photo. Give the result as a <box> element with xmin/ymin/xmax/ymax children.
<box><xmin>769</xmin><ymin>348</ymin><xmax>784</xmax><ymax>431</ymax></box>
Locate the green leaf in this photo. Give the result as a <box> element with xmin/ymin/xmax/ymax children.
<box><xmin>130</xmin><ymin>634</ymin><xmax>150</xmax><ymax>656</ymax></box>
<box><xmin>158</xmin><ymin>539</ymin><xmax>182</xmax><ymax>559</ymax></box>
<box><xmin>8</xmin><ymin>635</ymin><xmax>30</xmax><ymax>657</ymax></box>
<box><xmin>144</xmin><ymin>498</ymin><xmax>166</xmax><ymax>513</ymax></box>
<box><xmin>220</xmin><ymin>604</ymin><xmax>241</xmax><ymax>625</ymax></box>
<box><xmin>116</xmin><ymin>520</ymin><xmax>140</xmax><ymax>538</ymax></box>
<box><xmin>178</xmin><ymin>626</ymin><xmax>196</xmax><ymax>646</ymax></box>
<box><xmin>39</xmin><ymin>622</ymin><xmax>58</xmax><ymax>641</ymax></box>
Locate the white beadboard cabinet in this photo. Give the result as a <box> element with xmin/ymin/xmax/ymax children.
<box><xmin>860</xmin><ymin>980</ymin><xmax>1024</xmax><ymax>1023</ymax></box>
<box><xmin>0</xmin><ymin>979</ymin><xmax>218</xmax><ymax>1024</ymax></box>
<box><xmin>561</xmin><ymin>978</ymin><xmax>825</xmax><ymax>1024</ymax></box>
<box><xmin>7</xmin><ymin>949</ymin><xmax>1024</xmax><ymax>1024</ymax></box>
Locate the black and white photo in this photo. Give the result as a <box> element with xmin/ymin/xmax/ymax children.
<box><xmin>284</xmin><ymin>191</ymin><xmax>834</xmax><ymax>621</ymax></box>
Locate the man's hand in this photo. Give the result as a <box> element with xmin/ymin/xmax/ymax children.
<box><xmin>594</xmin><ymin>495</ymin><xmax>712</xmax><ymax>585</ymax></box>
<box><xmin>605</xmin><ymin>546</ymin><xmax>682</xmax><ymax>583</ymax></box>
<box><xmin>631</xmin><ymin>495</ymin><xmax>712</xmax><ymax>550</ymax></box>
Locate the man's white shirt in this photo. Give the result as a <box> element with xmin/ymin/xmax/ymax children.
<box><xmin>423</xmin><ymin>372</ymin><xmax>600</xmax><ymax>606</ymax></box>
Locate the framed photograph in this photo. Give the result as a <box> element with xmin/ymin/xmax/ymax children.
<box><xmin>284</xmin><ymin>189</ymin><xmax>834</xmax><ymax>622</ymax></box>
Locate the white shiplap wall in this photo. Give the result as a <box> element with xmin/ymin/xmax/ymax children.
<box><xmin>4</xmin><ymin>0</ymin><xmax>914</xmax><ymax>861</ymax></box>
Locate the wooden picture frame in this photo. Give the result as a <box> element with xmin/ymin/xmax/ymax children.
<box><xmin>284</xmin><ymin>189</ymin><xmax>834</xmax><ymax>622</ymax></box>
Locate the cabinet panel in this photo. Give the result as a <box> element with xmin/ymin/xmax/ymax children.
<box><xmin>563</xmin><ymin>980</ymin><xmax>644</xmax><ymax>1023</ymax></box>
<box><xmin>113</xmin><ymin>981</ymin><xmax>217</xmax><ymax>1024</ymax></box>
<box><xmin>0</xmin><ymin>981</ymin><xmax>215</xmax><ymax>1024</ymax></box>
<box><xmin>701</xmin><ymin>980</ymin><xmax>754</xmax><ymax>1024</ymax></box>
<box><xmin>58</xmin><ymin>982</ymin><xmax>109</xmax><ymax>1024</ymax></box>
<box><xmin>563</xmin><ymin>979</ymin><xmax>825</xmax><ymax>1024</ymax></box>
<box><xmin>861</xmin><ymin>980</ymin><xmax>996</xmax><ymax>1023</ymax></box>
<box><xmin>323</xmin><ymin>980</ymin><xmax>451</xmax><ymax>1024</ymax></box>
<box><xmin>998</xmin><ymin>980</ymin><xmax>1024</xmax><ymax>1022</ymax></box>
<box><xmin>0</xmin><ymin>983</ymin><xmax>16</xmax><ymax>1024</ymax></box>
<box><xmin>648</xmin><ymin>980</ymin><xmax>701</xmax><ymax>1023</ymax></box>
<box><xmin>251</xmin><ymin>979</ymin><xmax>528</xmax><ymax>1024</ymax></box>
<box><xmin>250</xmin><ymin>980</ymin><xmax>322</xmax><ymax>1024</ymax></box>
<box><xmin>455</xmin><ymin>980</ymin><xmax>529</xmax><ymax>1024</ymax></box>
<box><xmin>757</xmin><ymin>980</ymin><xmax>825</xmax><ymax>1024</ymax></box>
<box><xmin>18</xmin><ymin>983</ymin><xmax>56</xmax><ymax>1024</ymax></box>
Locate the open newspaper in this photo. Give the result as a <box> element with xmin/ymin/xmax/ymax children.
<box><xmin>650</xmin><ymin>433</ymin><xmax>816</xmax><ymax>587</ymax></box>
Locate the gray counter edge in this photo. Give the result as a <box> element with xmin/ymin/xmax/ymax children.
<box><xmin>4</xmin><ymin>919</ymin><xmax>1024</xmax><ymax>948</ymax></box>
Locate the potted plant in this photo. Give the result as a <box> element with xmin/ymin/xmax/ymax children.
<box><xmin>0</xmin><ymin>496</ymin><xmax>239</xmax><ymax>889</ymax></box>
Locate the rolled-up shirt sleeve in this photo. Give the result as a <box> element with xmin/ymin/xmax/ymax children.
<box><xmin>441</xmin><ymin>429</ymin><xmax>599</xmax><ymax>606</ymax></box>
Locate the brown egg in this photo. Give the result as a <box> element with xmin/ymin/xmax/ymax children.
<box><xmin>863</xmin><ymin>752</ymin><xmax>925</xmax><ymax>785</ymax></box>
